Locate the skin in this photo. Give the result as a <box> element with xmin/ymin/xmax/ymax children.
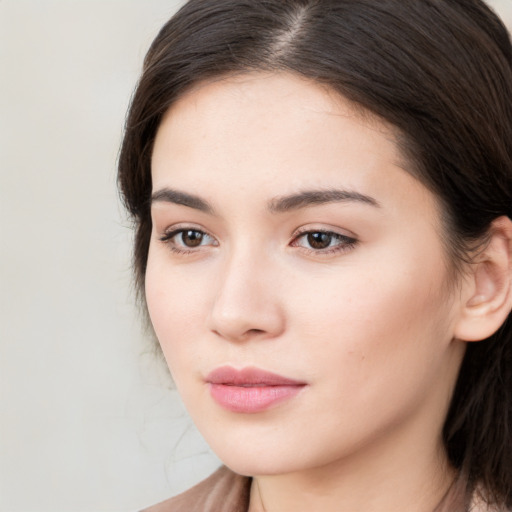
<box><xmin>146</xmin><ymin>72</ymin><xmax>470</xmax><ymax>512</ymax></box>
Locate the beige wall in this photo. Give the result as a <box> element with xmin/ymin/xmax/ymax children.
<box><xmin>493</xmin><ymin>0</ymin><xmax>512</xmax><ymax>26</ymax></box>
<box><xmin>1</xmin><ymin>1</ymin><xmax>511</xmax><ymax>511</ymax></box>
<box><xmin>1</xmin><ymin>2</ymin><xmax>221</xmax><ymax>511</ymax></box>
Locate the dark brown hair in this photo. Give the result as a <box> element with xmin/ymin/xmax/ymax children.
<box><xmin>118</xmin><ymin>0</ymin><xmax>512</xmax><ymax>506</ymax></box>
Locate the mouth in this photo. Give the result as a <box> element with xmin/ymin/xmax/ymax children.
<box><xmin>205</xmin><ymin>366</ymin><xmax>307</xmax><ymax>413</ymax></box>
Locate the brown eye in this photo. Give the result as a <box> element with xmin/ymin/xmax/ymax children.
<box><xmin>307</xmin><ymin>232</ymin><xmax>333</xmax><ymax>249</ymax></box>
<box><xmin>160</xmin><ymin>227</ymin><xmax>217</xmax><ymax>253</ymax></box>
<box><xmin>291</xmin><ymin>230</ymin><xmax>357</xmax><ymax>254</ymax></box>
<box><xmin>181</xmin><ymin>230</ymin><xmax>204</xmax><ymax>247</ymax></box>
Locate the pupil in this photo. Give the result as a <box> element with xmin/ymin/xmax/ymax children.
<box><xmin>182</xmin><ymin>230</ymin><xmax>203</xmax><ymax>247</ymax></box>
<box><xmin>308</xmin><ymin>232</ymin><xmax>331</xmax><ymax>249</ymax></box>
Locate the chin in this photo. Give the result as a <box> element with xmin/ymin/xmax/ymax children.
<box><xmin>199</xmin><ymin>428</ymin><xmax>323</xmax><ymax>478</ymax></box>
<box><xmin>221</xmin><ymin>454</ymin><xmax>302</xmax><ymax>478</ymax></box>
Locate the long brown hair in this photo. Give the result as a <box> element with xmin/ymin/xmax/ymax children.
<box><xmin>118</xmin><ymin>0</ymin><xmax>512</xmax><ymax>506</ymax></box>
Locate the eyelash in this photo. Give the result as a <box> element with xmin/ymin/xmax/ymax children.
<box><xmin>159</xmin><ymin>227</ymin><xmax>358</xmax><ymax>256</ymax></box>
<box><xmin>290</xmin><ymin>229</ymin><xmax>358</xmax><ymax>255</ymax></box>
<box><xmin>159</xmin><ymin>227</ymin><xmax>217</xmax><ymax>255</ymax></box>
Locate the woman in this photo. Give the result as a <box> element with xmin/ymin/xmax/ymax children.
<box><xmin>118</xmin><ymin>1</ymin><xmax>512</xmax><ymax>510</ymax></box>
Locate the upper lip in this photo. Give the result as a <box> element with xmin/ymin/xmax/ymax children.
<box><xmin>206</xmin><ymin>366</ymin><xmax>306</xmax><ymax>387</ymax></box>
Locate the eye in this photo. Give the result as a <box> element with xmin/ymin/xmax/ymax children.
<box><xmin>176</xmin><ymin>229</ymin><xmax>208</xmax><ymax>248</ymax></box>
<box><xmin>159</xmin><ymin>227</ymin><xmax>217</xmax><ymax>253</ymax></box>
<box><xmin>291</xmin><ymin>230</ymin><xmax>357</xmax><ymax>254</ymax></box>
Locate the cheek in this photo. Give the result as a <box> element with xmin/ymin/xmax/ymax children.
<box><xmin>289</xmin><ymin>248</ymin><xmax>454</xmax><ymax>390</ymax></box>
<box><xmin>145</xmin><ymin>249</ymin><xmax>209</xmax><ymax>372</ymax></box>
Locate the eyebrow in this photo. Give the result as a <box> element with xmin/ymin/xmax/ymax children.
<box><xmin>151</xmin><ymin>187</ymin><xmax>380</xmax><ymax>214</ymax></box>
<box><xmin>151</xmin><ymin>188</ymin><xmax>215</xmax><ymax>214</ymax></box>
<box><xmin>268</xmin><ymin>189</ymin><xmax>380</xmax><ymax>213</ymax></box>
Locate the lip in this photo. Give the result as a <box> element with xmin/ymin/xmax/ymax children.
<box><xmin>206</xmin><ymin>366</ymin><xmax>307</xmax><ymax>413</ymax></box>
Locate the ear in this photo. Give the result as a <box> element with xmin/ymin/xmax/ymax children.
<box><xmin>454</xmin><ymin>216</ymin><xmax>512</xmax><ymax>342</ymax></box>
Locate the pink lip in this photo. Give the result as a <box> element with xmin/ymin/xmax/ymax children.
<box><xmin>206</xmin><ymin>366</ymin><xmax>306</xmax><ymax>413</ymax></box>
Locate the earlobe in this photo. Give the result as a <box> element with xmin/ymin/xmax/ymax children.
<box><xmin>454</xmin><ymin>216</ymin><xmax>512</xmax><ymax>342</ymax></box>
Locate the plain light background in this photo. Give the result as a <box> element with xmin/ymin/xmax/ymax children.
<box><xmin>0</xmin><ymin>2</ymin><xmax>222</xmax><ymax>511</ymax></box>
<box><xmin>1</xmin><ymin>1</ymin><xmax>511</xmax><ymax>511</ymax></box>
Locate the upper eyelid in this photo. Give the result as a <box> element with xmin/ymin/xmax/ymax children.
<box><xmin>292</xmin><ymin>225</ymin><xmax>357</xmax><ymax>239</ymax></box>
<box><xmin>291</xmin><ymin>230</ymin><xmax>357</xmax><ymax>245</ymax></box>
<box><xmin>295</xmin><ymin>230</ymin><xmax>354</xmax><ymax>239</ymax></box>
<box><xmin>161</xmin><ymin>223</ymin><xmax>214</xmax><ymax>236</ymax></box>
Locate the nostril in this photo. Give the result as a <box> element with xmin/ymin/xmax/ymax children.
<box><xmin>212</xmin><ymin>327</ymin><xmax>266</xmax><ymax>341</ymax></box>
<box><xmin>247</xmin><ymin>328</ymin><xmax>265</xmax><ymax>336</ymax></box>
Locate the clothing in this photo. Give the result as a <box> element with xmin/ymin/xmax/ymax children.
<box><xmin>141</xmin><ymin>466</ymin><xmax>504</xmax><ymax>512</ymax></box>
<box><xmin>142</xmin><ymin>467</ymin><xmax>250</xmax><ymax>512</ymax></box>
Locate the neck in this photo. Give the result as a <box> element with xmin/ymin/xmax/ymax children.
<box><xmin>248</xmin><ymin>422</ymin><xmax>456</xmax><ymax>512</ymax></box>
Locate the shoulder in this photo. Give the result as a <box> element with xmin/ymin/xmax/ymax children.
<box><xmin>140</xmin><ymin>466</ymin><xmax>251</xmax><ymax>512</ymax></box>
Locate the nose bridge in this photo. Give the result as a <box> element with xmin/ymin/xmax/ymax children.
<box><xmin>208</xmin><ymin>241</ymin><xmax>284</xmax><ymax>341</ymax></box>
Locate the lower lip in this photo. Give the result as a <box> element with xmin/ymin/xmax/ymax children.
<box><xmin>208</xmin><ymin>383</ymin><xmax>305</xmax><ymax>413</ymax></box>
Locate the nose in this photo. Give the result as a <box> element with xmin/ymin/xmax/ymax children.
<box><xmin>208</xmin><ymin>249</ymin><xmax>286</xmax><ymax>343</ymax></box>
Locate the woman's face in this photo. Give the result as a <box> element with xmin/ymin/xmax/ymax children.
<box><xmin>147</xmin><ymin>72</ymin><xmax>466</xmax><ymax>477</ymax></box>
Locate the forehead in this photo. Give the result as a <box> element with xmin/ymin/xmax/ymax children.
<box><xmin>156</xmin><ymin>72</ymin><xmax>394</xmax><ymax>146</ymax></box>
<box><xmin>153</xmin><ymin>73</ymin><xmax>401</xmax><ymax>184</ymax></box>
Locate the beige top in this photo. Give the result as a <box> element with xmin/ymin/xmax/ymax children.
<box><xmin>141</xmin><ymin>466</ymin><xmax>505</xmax><ymax>512</ymax></box>
<box><xmin>142</xmin><ymin>467</ymin><xmax>250</xmax><ymax>512</ymax></box>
